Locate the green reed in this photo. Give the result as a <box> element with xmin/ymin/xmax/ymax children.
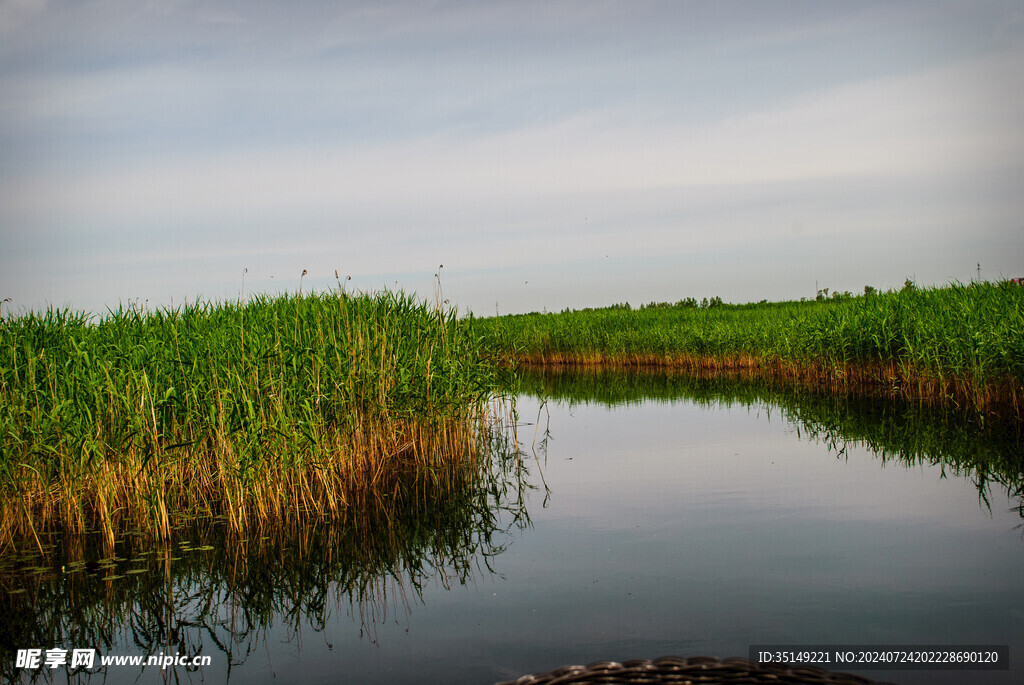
<box><xmin>474</xmin><ymin>281</ymin><xmax>1024</xmax><ymax>417</ymax></box>
<box><xmin>0</xmin><ymin>290</ymin><xmax>502</xmax><ymax>545</ymax></box>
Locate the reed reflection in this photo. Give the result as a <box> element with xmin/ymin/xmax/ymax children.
<box><xmin>0</xmin><ymin>414</ymin><xmax>535</xmax><ymax>683</ymax></box>
<box><xmin>518</xmin><ymin>366</ymin><xmax>1024</xmax><ymax>520</ymax></box>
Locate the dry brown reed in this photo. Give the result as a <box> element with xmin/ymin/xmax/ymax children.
<box><xmin>510</xmin><ymin>352</ymin><xmax>1024</xmax><ymax>420</ymax></box>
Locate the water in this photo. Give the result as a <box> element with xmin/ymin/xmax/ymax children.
<box><xmin>3</xmin><ymin>368</ymin><xmax>1023</xmax><ymax>684</ymax></box>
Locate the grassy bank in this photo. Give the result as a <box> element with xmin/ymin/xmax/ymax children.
<box><xmin>0</xmin><ymin>290</ymin><xmax>503</xmax><ymax>547</ymax></box>
<box><xmin>474</xmin><ymin>281</ymin><xmax>1024</xmax><ymax>418</ymax></box>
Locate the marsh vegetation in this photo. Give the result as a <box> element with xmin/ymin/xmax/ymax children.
<box><xmin>0</xmin><ymin>289</ymin><xmax>505</xmax><ymax>548</ymax></box>
<box><xmin>0</xmin><ymin>424</ymin><xmax>532</xmax><ymax>683</ymax></box>
<box><xmin>475</xmin><ymin>281</ymin><xmax>1024</xmax><ymax>420</ymax></box>
<box><xmin>2</xmin><ymin>279</ymin><xmax>1021</xmax><ymax>550</ymax></box>
<box><xmin>4</xmin><ymin>365</ymin><xmax>1022</xmax><ymax>684</ymax></box>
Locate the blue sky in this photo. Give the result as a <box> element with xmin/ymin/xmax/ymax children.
<box><xmin>1</xmin><ymin>0</ymin><xmax>1022</xmax><ymax>316</ymax></box>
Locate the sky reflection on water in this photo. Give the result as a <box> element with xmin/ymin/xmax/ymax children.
<box><xmin>3</xmin><ymin>370</ymin><xmax>1022</xmax><ymax>685</ymax></box>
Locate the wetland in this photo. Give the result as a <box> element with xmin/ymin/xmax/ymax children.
<box><xmin>3</xmin><ymin>366</ymin><xmax>1023</xmax><ymax>684</ymax></box>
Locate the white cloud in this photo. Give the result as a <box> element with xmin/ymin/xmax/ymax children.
<box><xmin>2</xmin><ymin>3</ymin><xmax>1022</xmax><ymax>314</ymax></box>
<box><xmin>4</xmin><ymin>46</ymin><xmax>1021</xmax><ymax>232</ymax></box>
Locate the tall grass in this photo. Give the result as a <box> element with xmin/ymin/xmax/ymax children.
<box><xmin>0</xmin><ymin>425</ymin><xmax>531</xmax><ymax>681</ymax></box>
<box><xmin>474</xmin><ymin>281</ymin><xmax>1024</xmax><ymax>418</ymax></box>
<box><xmin>0</xmin><ymin>290</ymin><xmax>502</xmax><ymax>547</ymax></box>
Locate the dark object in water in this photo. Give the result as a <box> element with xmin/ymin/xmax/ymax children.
<box><xmin>495</xmin><ymin>655</ymin><xmax>891</xmax><ymax>684</ymax></box>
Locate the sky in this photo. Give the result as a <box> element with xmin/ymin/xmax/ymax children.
<box><xmin>1</xmin><ymin>0</ymin><xmax>1023</xmax><ymax>317</ymax></box>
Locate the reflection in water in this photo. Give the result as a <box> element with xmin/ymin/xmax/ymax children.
<box><xmin>518</xmin><ymin>366</ymin><xmax>1024</xmax><ymax>519</ymax></box>
<box><xmin>3</xmin><ymin>369</ymin><xmax>1022</xmax><ymax>683</ymax></box>
<box><xmin>0</xmin><ymin>411</ymin><xmax>535</xmax><ymax>683</ymax></box>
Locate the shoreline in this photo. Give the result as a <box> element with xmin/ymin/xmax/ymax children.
<box><xmin>475</xmin><ymin>282</ymin><xmax>1024</xmax><ymax>423</ymax></box>
<box><xmin>500</xmin><ymin>353</ymin><xmax>1023</xmax><ymax>422</ymax></box>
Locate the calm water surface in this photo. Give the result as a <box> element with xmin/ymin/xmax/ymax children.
<box><xmin>3</xmin><ymin>369</ymin><xmax>1023</xmax><ymax>684</ymax></box>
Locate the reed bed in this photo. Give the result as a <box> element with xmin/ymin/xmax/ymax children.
<box><xmin>474</xmin><ymin>281</ymin><xmax>1024</xmax><ymax>419</ymax></box>
<box><xmin>0</xmin><ymin>434</ymin><xmax>531</xmax><ymax>681</ymax></box>
<box><xmin>0</xmin><ymin>290</ymin><xmax>502</xmax><ymax>547</ymax></box>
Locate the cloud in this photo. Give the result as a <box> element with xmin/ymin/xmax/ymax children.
<box><xmin>2</xmin><ymin>2</ymin><xmax>1022</xmax><ymax>314</ymax></box>
<box><xmin>4</xmin><ymin>45</ymin><xmax>1020</xmax><ymax>232</ymax></box>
